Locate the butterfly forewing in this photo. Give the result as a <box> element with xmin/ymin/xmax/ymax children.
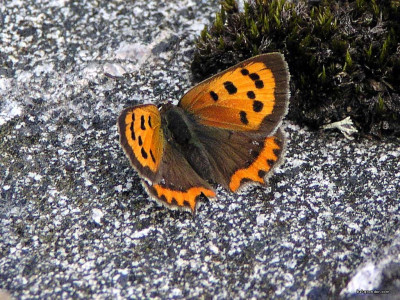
<box><xmin>118</xmin><ymin>104</ymin><xmax>164</xmax><ymax>181</ymax></box>
<box><xmin>179</xmin><ymin>53</ymin><xmax>289</xmax><ymax>135</ymax></box>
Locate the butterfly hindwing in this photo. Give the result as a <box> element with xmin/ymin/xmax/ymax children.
<box><xmin>228</xmin><ymin>128</ymin><xmax>285</xmax><ymax>192</ymax></box>
<box><xmin>193</xmin><ymin>123</ymin><xmax>285</xmax><ymax>192</ymax></box>
<box><xmin>143</xmin><ymin>142</ymin><xmax>215</xmax><ymax>212</ymax></box>
<box><xmin>179</xmin><ymin>53</ymin><xmax>289</xmax><ymax>135</ymax></box>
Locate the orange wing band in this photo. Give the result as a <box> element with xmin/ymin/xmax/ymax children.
<box><xmin>229</xmin><ymin>136</ymin><xmax>281</xmax><ymax>192</ymax></box>
<box><xmin>153</xmin><ymin>185</ymin><xmax>216</xmax><ymax>212</ymax></box>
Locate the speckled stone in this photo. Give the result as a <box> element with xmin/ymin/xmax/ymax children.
<box><xmin>1</xmin><ymin>0</ymin><xmax>399</xmax><ymax>299</ymax></box>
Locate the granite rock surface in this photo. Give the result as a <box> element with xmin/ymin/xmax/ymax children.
<box><xmin>1</xmin><ymin>0</ymin><xmax>399</xmax><ymax>299</ymax></box>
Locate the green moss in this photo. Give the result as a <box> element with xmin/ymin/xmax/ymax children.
<box><xmin>366</xmin><ymin>43</ymin><xmax>373</xmax><ymax>59</ymax></box>
<box><xmin>344</xmin><ymin>49</ymin><xmax>353</xmax><ymax>71</ymax></box>
<box><xmin>192</xmin><ymin>0</ymin><xmax>400</xmax><ymax>137</ymax></box>
<box><xmin>214</xmin><ymin>12</ymin><xmax>224</xmax><ymax>33</ymax></box>
<box><xmin>377</xmin><ymin>94</ymin><xmax>386</xmax><ymax>113</ymax></box>
<box><xmin>318</xmin><ymin>65</ymin><xmax>327</xmax><ymax>83</ymax></box>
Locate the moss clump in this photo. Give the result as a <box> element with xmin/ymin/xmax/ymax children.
<box><xmin>192</xmin><ymin>0</ymin><xmax>400</xmax><ymax>137</ymax></box>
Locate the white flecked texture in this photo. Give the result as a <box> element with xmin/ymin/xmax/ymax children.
<box><xmin>1</xmin><ymin>1</ymin><xmax>400</xmax><ymax>299</ymax></box>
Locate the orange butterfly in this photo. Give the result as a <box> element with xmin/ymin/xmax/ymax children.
<box><xmin>118</xmin><ymin>53</ymin><xmax>290</xmax><ymax>213</ymax></box>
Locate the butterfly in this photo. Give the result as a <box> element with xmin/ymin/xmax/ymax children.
<box><xmin>118</xmin><ymin>53</ymin><xmax>290</xmax><ymax>213</ymax></box>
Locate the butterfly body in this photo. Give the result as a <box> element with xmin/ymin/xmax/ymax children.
<box><xmin>118</xmin><ymin>53</ymin><xmax>290</xmax><ymax>212</ymax></box>
<box><xmin>161</xmin><ymin>104</ymin><xmax>214</xmax><ymax>182</ymax></box>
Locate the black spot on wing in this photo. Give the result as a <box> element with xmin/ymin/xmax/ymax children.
<box><xmin>210</xmin><ymin>91</ymin><xmax>218</xmax><ymax>101</ymax></box>
<box><xmin>150</xmin><ymin>149</ymin><xmax>156</xmax><ymax>163</ymax></box>
<box><xmin>141</xmin><ymin>148</ymin><xmax>148</xmax><ymax>159</ymax></box>
<box><xmin>138</xmin><ymin>136</ymin><xmax>143</xmax><ymax>146</ymax></box>
<box><xmin>273</xmin><ymin>148</ymin><xmax>281</xmax><ymax>157</ymax></box>
<box><xmin>223</xmin><ymin>81</ymin><xmax>237</xmax><ymax>95</ymax></box>
<box><xmin>255</xmin><ymin>80</ymin><xmax>264</xmax><ymax>89</ymax></box>
<box><xmin>241</xmin><ymin>68</ymin><xmax>249</xmax><ymax>76</ymax></box>
<box><xmin>130</xmin><ymin>122</ymin><xmax>136</xmax><ymax>140</ymax></box>
<box><xmin>267</xmin><ymin>159</ymin><xmax>276</xmax><ymax>167</ymax></box>
<box><xmin>249</xmin><ymin>73</ymin><xmax>260</xmax><ymax>81</ymax></box>
<box><xmin>148</xmin><ymin>116</ymin><xmax>152</xmax><ymax>128</ymax></box>
<box><xmin>140</xmin><ymin>115</ymin><xmax>146</xmax><ymax>130</ymax></box>
<box><xmin>239</xmin><ymin>111</ymin><xmax>249</xmax><ymax>125</ymax></box>
<box><xmin>253</xmin><ymin>100</ymin><xmax>263</xmax><ymax>112</ymax></box>
<box><xmin>247</xmin><ymin>91</ymin><xmax>255</xmax><ymax>99</ymax></box>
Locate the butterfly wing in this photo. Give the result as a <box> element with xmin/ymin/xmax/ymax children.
<box><xmin>118</xmin><ymin>104</ymin><xmax>215</xmax><ymax>212</ymax></box>
<box><xmin>193</xmin><ymin>123</ymin><xmax>285</xmax><ymax>192</ymax></box>
<box><xmin>118</xmin><ymin>104</ymin><xmax>164</xmax><ymax>182</ymax></box>
<box><xmin>227</xmin><ymin>129</ymin><xmax>285</xmax><ymax>192</ymax></box>
<box><xmin>179</xmin><ymin>53</ymin><xmax>289</xmax><ymax>135</ymax></box>
<box><xmin>143</xmin><ymin>142</ymin><xmax>215</xmax><ymax>212</ymax></box>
